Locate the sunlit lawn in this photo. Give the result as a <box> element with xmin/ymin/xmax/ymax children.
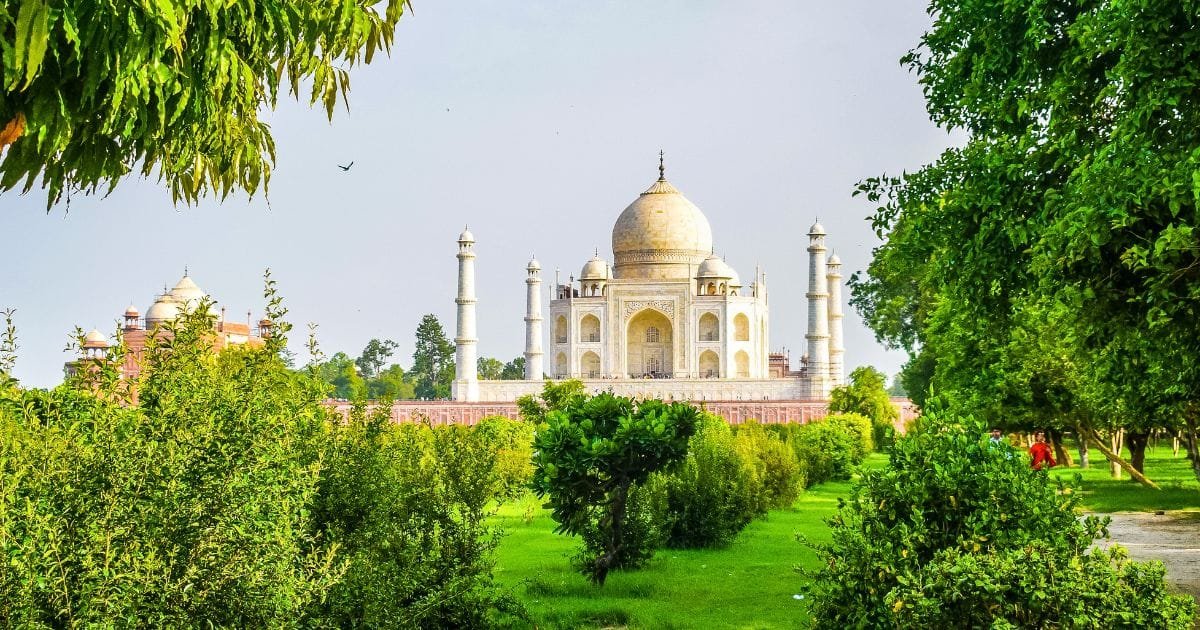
<box><xmin>1049</xmin><ymin>444</ymin><xmax>1200</xmax><ymax>513</ymax></box>
<box><xmin>490</xmin><ymin>458</ymin><xmax>881</xmax><ymax>629</ymax></box>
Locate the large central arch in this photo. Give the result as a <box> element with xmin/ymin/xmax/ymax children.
<box><xmin>626</xmin><ymin>308</ymin><xmax>673</xmax><ymax>378</ymax></box>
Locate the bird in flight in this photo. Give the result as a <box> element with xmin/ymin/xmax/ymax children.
<box><xmin>338</xmin><ymin>161</ymin><xmax>354</xmax><ymax>171</ymax></box>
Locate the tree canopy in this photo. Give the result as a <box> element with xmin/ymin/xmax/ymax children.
<box><xmin>410</xmin><ymin>314</ymin><xmax>454</xmax><ymax>399</ymax></box>
<box><xmin>0</xmin><ymin>0</ymin><xmax>407</xmax><ymax>206</ymax></box>
<box><xmin>850</xmin><ymin>1</ymin><xmax>1200</xmax><ymax>479</ymax></box>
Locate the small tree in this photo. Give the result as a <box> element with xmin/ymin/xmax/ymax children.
<box><xmin>355</xmin><ymin>338</ymin><xmax>398</xmax><ymax>380</ymax></box>
<box><xmin>531</xmin><ymin>392</ymin><xmax>699</xmax><ymax>585</ymax></box>
<box><xmin>806</xmin><ymin>406</ymin><xmax>1195</xmax><ymax>627</ymax></box>
<box><xmin>476</xmin><ymin>356</ymin><xmax>504</xmax><ymax>380</ymax></box>
<box><xmin>410</xmin><ymin>314</ymin><xmax>454</xmax><ymax>399</ymax></box>
<box><xmin>828</xmin><ymin>366</ymin><xmax>899</xmax><ymax>448</ymax></box>
<box><xmin>499</xmin><ymin>357</ymin><xmax>526</xmax><ymax>380</ymax></box>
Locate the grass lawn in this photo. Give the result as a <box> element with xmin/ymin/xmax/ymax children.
<box><xmin>490</xmin><ymin>466</ymin><xmax>872</xmax><ymax>629</ymax></box>
<box><xmin>1048</xmin><ymin>444</ymin><xmax>1200</xmax><ymax>513</ymax></box>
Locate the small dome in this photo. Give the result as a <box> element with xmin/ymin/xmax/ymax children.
<box><xmin>827</xmin><ymin>253</ymin><xmax>842</xmax><ymax>266</ymax></box>
<box><xmin>169</xmin><ymin>275</ymin><xmax>207</xmax><ymax>307</ymax></box>
<box><xmin>458</xmin><ymin>227</ymin><xmax>475</xmax><ymax>243</ymax></box>
<box><xmin>808</xmin><ymin>221</ymin><xmax>826</xmax><ymax>236</ymax></box>
<box><xmin>145</xmin><ymin>295</ymin><xmax>181</xmax><ymax>324</ymax></box>
<box><xmin>83</xmin><ymin>329</ymin><xmax>108</xmax><ymax>348</ymax></box>
<box><xmin>124</xmin><ymin>304</ymin><xmax>140</xmax><ymax>316</ymax></box>
<box><xmin>580</xmin><ymin>254</ymin><xmax>610</xmax><ymax>280</ymax></box>
<box><xmin>696</xmin><ymin>254</ymin><xmax>736</xmax><ymax>279</ymax></box>
<box><xmin>527</xmin><ymin>257</ymin><xmax>541</xmax><ymax>271</ymax></box>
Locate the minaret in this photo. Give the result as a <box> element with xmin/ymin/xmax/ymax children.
<box><xmin>805</xmin><ymin>221</ymin><xmax>831</xmax><ymax>397</ymax></box>
<box><xmin>826</xmin><ymin>253</ymin><xmax>845</xmax><ymax>388</ymax></box>
<box><xmin>453</xmin><ymin>227</ymin><xmax>479</xmax><ymax>401</ymax></box>
<box><xmin>524</xmin><ymin>257</ymin><xmax>544</xmax><ymax>380</ymax></box>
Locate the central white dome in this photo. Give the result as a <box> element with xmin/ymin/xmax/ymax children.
<box><xmin>611</xmin><ymin>173</ymin><xmax>713</xmax><ymax>280</ymax></box>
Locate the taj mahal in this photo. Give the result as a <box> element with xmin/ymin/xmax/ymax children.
<box><xmin>450</xmin><ymin>156</ymin><xmax>847</xmax><ymax>403</ymax></box>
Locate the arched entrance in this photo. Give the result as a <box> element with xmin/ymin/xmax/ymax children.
<box><xmin>699</xmin><ymin>350</ymin><xmax>720</xmax><ymax>378</ymax></box>
<box><xmin>626</xmin><ymin>309</ymin><xmax>673</xmax><ymax>378</ymax></box>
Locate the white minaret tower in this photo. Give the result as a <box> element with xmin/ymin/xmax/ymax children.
<box><xmin>524</xmin><ymin>257</ymin><xmax>544</xmax><ymax>380</ymax></box>
<box><xmin>805</xmin><ymin>220</ymin><xmax>831</xmax><ymax>397</ymax></box>
<box><xmin>826</xmin><ymin>252</ymin><xmax>845</xmax><ymax>388</ymax></box>
<box><xmin>453</xmin><ymin>227</ymin><xmax>480</xmax><ymax>401</ymax></box>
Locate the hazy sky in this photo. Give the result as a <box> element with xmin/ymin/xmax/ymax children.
<box><xmin>1</xmin><ymin>1</ymin><xmax>953</xmax><ymax>388</ymax></box>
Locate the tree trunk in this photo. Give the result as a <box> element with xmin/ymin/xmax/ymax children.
<box><xmin>593</xmin><ymin>483</ymin><xmax>630</xmax><ymax>585</ymax></box>
<box><xmin>1050</xmin><ymin>429</ymin><xmax>1073</xmax><ymax>468</ymax></box>
<box><xmin>1125</xmin><ymin>430</ymin><xmax>1150</xmax><ymax>475</ymax></box>
<box><xmin>1183</xmin><ymin>416</ymin><xmax>1200</xmax><ymax>484</ymax></box>
<box><xmin>1078</xmin><ymin>424</ymin><xmax>1159</xmax><ymax>490</ymax></box>
<box><xmin>1077</xmin><ymin>435</ymin><xmax>1090</xmax><ymax>469</ymax></box>
<box><xmin>1109</xmin><ymin>428</ymin><xmax>1124</xmax><ymax>479</ymax></box>
<box><xmin>1173</xmin><ymin>432</ymin><xmax>1181</xmax><ymax>458</ymax></box>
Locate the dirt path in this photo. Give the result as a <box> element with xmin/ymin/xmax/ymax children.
<box><xmin>1095</xmin><ymin>512</ymin><xmax>1200</xmax><ymax>601</ymax></box>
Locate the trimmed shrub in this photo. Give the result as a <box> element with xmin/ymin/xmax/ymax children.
<box><xmin>790</xmin><ymin>418</ymin><xmax>861</xmax><ymax>486</ymax></box>
<box><xmin>654</xmin><ymin>415</ymin><xmax>761</xmax><ymax>548</ymax></box>
<box><xmin>474</xmin><ymin>415</ymin><xmax>535</xmax><ymax>500</ymax></box>
<box><xmin>806</xmin><ymin>408</ymin><xmax>1195</xmax><ymax>628</ymax></box>
<box><xmin>824</xmin><ymin>412</ymin><xmax>873</xmax><ymax>460</ymax></box>
<box><xmin>733</xmin><ymin>421</ymin><xmax>804</xmax><ymax>510</ymax></box>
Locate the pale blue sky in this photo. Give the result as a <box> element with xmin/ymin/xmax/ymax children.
<box><xmin>1</xmin><ymin>1</ymin><xmax>951</xmax><ymax>388</ymax></box>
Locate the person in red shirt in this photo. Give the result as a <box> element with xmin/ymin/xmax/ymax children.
<box><xmin>1029</xmin><ymin>430</ymin><xmax>1057</xmax><ymax>470</ymax></box>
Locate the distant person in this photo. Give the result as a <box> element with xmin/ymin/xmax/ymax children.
<box><xmin>1029</xmin><ymin>431</ymin><xmax>1057</xmax><ymax>470</ymax></box>
<box><xmin>989</xmin><ymin>428</ymin><xmax>1005</xmax><ymax>446</ymax></box>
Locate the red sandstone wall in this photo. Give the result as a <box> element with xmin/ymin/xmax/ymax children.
<box><xmin>325</xmin><ymin>398</ymin><xmax>921</xmax><ymax>427</ymax></box>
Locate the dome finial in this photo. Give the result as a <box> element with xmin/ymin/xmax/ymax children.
<box><xmin>183</xmin><ymin>265</ymin><xmax>188</xmax><ymax>277</ymax></box>
<box><xmin>658</xmin><ymin>150</ymin><xmax>665</xmax><ymax>181</ymax></box>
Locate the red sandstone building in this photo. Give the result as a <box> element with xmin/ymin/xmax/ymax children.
<box><xmin>66</xmin><ymin>273</ymin><xmax>269</xmax><ymax>382</ymax></box>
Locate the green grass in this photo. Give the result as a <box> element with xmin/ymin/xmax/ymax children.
<box><xmin>1049</xmin><ymin>444</ymin><xmax>1200</xmax><ymax>513</ymax></box>
<box><xmin>490</xmin><ymin>462</ymin><xmax>877</xmax><ymax>629</ymax></box>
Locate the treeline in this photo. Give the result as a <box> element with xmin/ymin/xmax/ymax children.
<box><xmin>312</xmin><ymin>314</ymin><xmax>526</xmax><ymax>400</ymax></box>
<box><xmin>851</xmin><ymin>2</ymin><xmax>1200</xmax><ymax>484</ymax></box>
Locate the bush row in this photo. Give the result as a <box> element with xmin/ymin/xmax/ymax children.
<box><xmin>0</xmin><ymin>309</ymin><xmax>526</xmax><ymax>628</ymax></box>
<box><xmin>584</xmin><ymin>411</ymin><xmax>874</xmax><ymax>555</ymax></box>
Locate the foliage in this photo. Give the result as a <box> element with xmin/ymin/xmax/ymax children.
<box><xmin>828</xmin><ymin>366</ymin><xmax>897</xmax><ymax>448</ymax></box>
<box><xmin>786</xmin><ymin>416</ymin><xmax>869</xmax><ymax>487</ymax></box>
<box><xmin>474</xmin><ymin>415</ymin><xmax>536</xmax><ymax>500</ymax></box>
<box><xmin>824</xmin><ymin>413</ymin><xmax>874</xmax><ymax>462</ymax></box>
<box><xmin>410</xmin><ymin>314</ymin><xmax>455</xmax><ymax>400</ymax></box>
<box><xmin>477</xmin><ymin>356</ymin><xmax>505</xmax><ymax>380</ymax></box>
<box><xmin>806</xmin><ymin>408</ymin><xmax>1195</xmax><ymax>628</ymax></box>
<box><xmin>576</xmin><ymin>482</ymin><xmax>666</xmax><ymax>574</ymax></box>
<box><xmin>310</xmin><ymin>408</ymin><xmax>522</xmax><ymax>627</ymax></box>
<box><xmin>0</xmin><ymin>282</ymin><xmax>519</xmax><ymax>627</ymax></box>
<box><xmin>733</xmin><ymin>421</ymin><xmax>804</xmax><ymax>511</ymax></box>
<box><xmin>356</xmin><ymin>338</ymin><xmax>398</xmax><ymax>379</ymax></box>
<box><xmin>516</xmin><ymin>379</ymin><xmax>585</xmax><ymax>424</ymax></box>
<box><xmin>653</xmin><ymin>415</ymin><xmax>762</xmax><ymax>548</ymax></box>
<box><xmin>500</xmin><ymin>356</ymin><xmax>526</xmax><ymax>380</ymax></box>
<box><xmin>849</xmin><ymin>0</ymin><xmax>1200</xmax><ymax>478</ymax></box>
<box><xmin>1</xmin><ymin>306</ymin><xmax>337</xmax><ymax>626</ymax></box>
<box><xmin>531</xmin><ymin>392</ymin><xmax>700</xmax><ymax>585</ymax></box>
<box><xmin>0</xmin><ymin>308</ymin><xmax>16</xmax><ymax>388</ymax></box>
<box><xmin>315</xmin><ymin>351</ymin><xmax>367</xmax><ymax>399</ymax></box>
<box><xmin>0</xmin><ymin>0</ymin><xmax>408</xmax><ymax>207</ymax></box>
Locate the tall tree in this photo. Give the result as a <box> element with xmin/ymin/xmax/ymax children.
<box><xmin>828</xmin><ymin>366</ymin><xmax>899</xmax><ymax>447</ymax></box>
<box><xmin>476</xmin><ymin>356</ymin><xmax>504</xmax><ymax>380</ymax></box>
<box><xmin>851</xmin><ymin>1</ymin><xmax>1200</xmax><ymax>481</ymax></box>
<box><xmin>410</xmin><ymin>314</ymin><xmax>454</xmax><ymax>400</ymax></box>
<box><xmin>500</xmin><ymin>357</ymin><xmax>526</xmax><ymax>380</ymax></box>
<box><xmin>355</xmin><ymin>339</ymin><xmax>398</xmax><ymax>380</ymax></box>
<box><xmin>0</xmin><ymin>0</ymin><xmax>407</xmax><ymax>206</ymax></box>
